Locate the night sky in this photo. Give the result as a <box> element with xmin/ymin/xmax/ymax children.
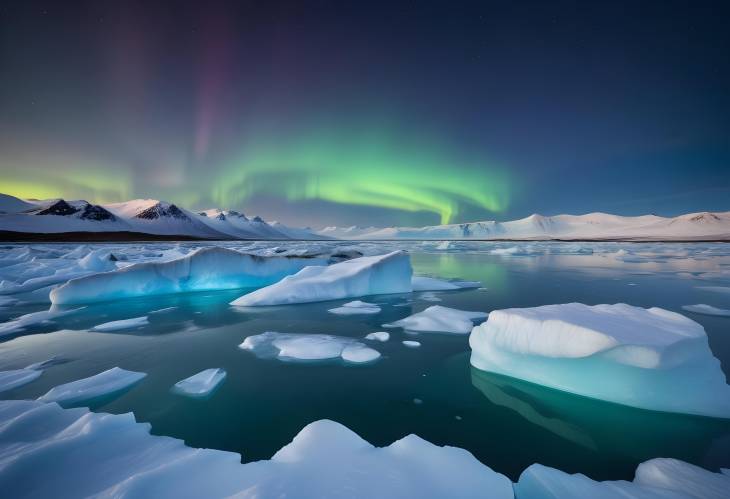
<box><xmin>1</xmin><ymin>1</ymin><xmax>728</xmax><ymax>227</ymax></box>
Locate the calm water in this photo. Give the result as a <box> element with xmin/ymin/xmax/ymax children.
<box><xmin>1</xmin><ymin>241</ymin><xmax>729</xmax><ymax>481</ymax></box>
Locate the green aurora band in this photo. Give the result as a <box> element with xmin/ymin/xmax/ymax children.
<box><xmin>212</xmin><ymin>128</ymin><xmax>511</xmax><ymax>224</ymax></box>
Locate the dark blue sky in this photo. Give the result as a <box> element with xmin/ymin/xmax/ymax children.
<box><xmin>1</xmin><ymin>1</ymin><xmax>728</xmax><ymax>226</ymax></box>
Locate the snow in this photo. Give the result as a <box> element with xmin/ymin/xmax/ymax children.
<box><xmin>231</xmin><ymin>251</ymin><xmax>412</xmax><ymax>306</ymax></box>
<box><xmin>469</xmin><ymin>303</ymin><xmax>730</xmax><ymax>418</ymax></box>
<box><xmin>515</xmin><ymin>459</ymin><xmax>730</xmax><ymax>499</ymax></box>
<box><xmin>384</xmin><ymin>305</ymin><xmax>488</xmax><ymax>334</ymax></box>
<box><xmin>51</xmin><ymin>247</ymin><xmax>327</xmax><ymax>305</ymax></box>
<box><xmin>90</xmin><ymin>316</ymin><xmax>150</xmax><ymax>332</ymax></box>
<box><xmin>0</xmin><ymin>193</ymin><xmax>36</xmax><ymax>214</ymax></box>
<box><xmin>37</xmin><ymin>367</ymin><xmax>147</xmax><ymax>407</ymax></box>
<box><xmin>316</xmin><ymin>211</ymin><xmax>730</xmax><ymax>241</ymax></box>
<box><xmin>365</xmin><ymin>331</ymin><xmax>390</xmax><ymax>342</ymax></box>
<box><xmin>172</xmin><ymin>368</ymin><xmax>227</xmax><ymax>398</ymax></box>
<box><xmin>403</xmin><ymin>340</ymin><xmax>421</xmax><ymax>348</ymax></box>
<box><xmin>0</xmin><ymin>369</ymin><xmax>42</xmax><ymax>392</ymax></box>
<box><xmin>328</xmin><ymin>300</ymin><xmax>382</xmax><ymax>315</ymax></box>
<box><xmin>681</xmin><ymin>304</ymin><xmax>730</xmax><ymax>317</ymax></box>
<box><xmin>0</xmin><ymin>399</ymin><xmax>513</xmax><ymax>499</ymax></box>
<box><xmin>240</xmin><ymin>332</ymin><xmax>381</xmax><ymax>364</ymax></box>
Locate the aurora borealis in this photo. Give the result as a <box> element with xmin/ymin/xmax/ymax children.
<box><xmin>1</xmin><ymin>1</ymin><xmax>728</xmax><ymax>226</ymax></box>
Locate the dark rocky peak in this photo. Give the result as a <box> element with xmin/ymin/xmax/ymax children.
<box><xmin>36</xmin><ymin>199</ymin><xmax>80</xmax><ymax>216</ymax></box>
<box><xmin>136</xmin><ymin>202</ymin><xmax>190</xmax><ymax>221</ymax></box>
<box><xmin>80</xmin><ymin>204</ymin><xmax>116</xmax><ymax>221</ymax></box>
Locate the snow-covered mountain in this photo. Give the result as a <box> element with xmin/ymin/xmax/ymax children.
<box><xmin>316</xmin><ymin>212</ymin><xmax>730</xmax><ymax>241</ymax></box>
<box><xmin>0</xmin><ymin>194</ymin><xmax>323</xmax><ymax>240</ymax></box>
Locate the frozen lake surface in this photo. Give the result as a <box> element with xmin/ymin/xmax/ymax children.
<box><xmin>1</xmin><ymin>240</ymin><xmax>729</xmax><ymax>482</ymax></box>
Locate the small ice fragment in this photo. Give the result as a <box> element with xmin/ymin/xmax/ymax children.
<box><xmin>172</xmin><ymin>368</ymin><xmax>226</xmax><ymax>398</ymax></box>
<box><xmin>385</xmin><ymin>306</ymin><xmax>488</xmax><ymax>334</ymax></box>
<box><xmin>341</xmin><ymin>344</ymin><xmax>381</xmax><ymax>364</ymax></box>
<box><xmin>403</xmin><ymin>340</ymin><xmax>421</xmax><ymax>348</ymax></box>
<box><xmin>91</xmin><ymin>316</ymin><xmax>149</xmax><ymax>332</ymax></box>
<box><xmin>413</xmin><ymin>398</ymin><xmax>423</xmax><ymax>405</ymax></box>
<box><xmin>38</xmin><ymin>367</ymin><xmax>146</xmax><ymax>407</ymax></box>
<box><xmin>0</xmin><ymin>369</ymin><xmax>42</xmax><ymax>392</ymax></box>
<box><xmin>364</xmin><ymin>331</ymin><xmax>390</xmax><ymax>342</ymax></box>
<box><xmin>328</xmin><ymin>300</ymin><xmax>381</xmax><ymax>315</ymax></box>
<box><xmin>682</xmin><ymin>304</ymin><xmax>730</xmax><ymax>317</ymax></box>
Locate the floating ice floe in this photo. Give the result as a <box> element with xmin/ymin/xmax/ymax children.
<box><xmin>0</xmin><ymin>369</ymin><xmax>42</xmax><ymax>392</ymax></box>
<box><xmin>172</xmin><ymin>368</ymin><xmax>227</xmax><ymax>398</ymax></box>
<box><xmin>231</xmin><ymin>251</ymin><xmax>412</xmax><ymax>307</ymax></box>
<box><xmin>515</xmin><ymin>458</ymin><xmax>730</xmax><ymax>499</ymax></box>
<box><xmin>402</xmin><ymin>340</ymin><xmax>421</xmax><ymax>348</ymax></box>
<box><xmin>417</xmin><ymin>291</ymin><xmax>442</xmax><ymax>302</ymax></box>
<box><xmin>385</xmin><ymin>305</ymin><xmax>488</xmax><ymax>335</ymax></box>
<box><xmin>0</xmin><ymin>399</ymin><xmax>513</xmax><ymax>498</ymax></box>
<box><xmin>37</xmin><ymin>367</ymin><xmax>147</xmax><ymax>407</ymax></box>
<box><xmin>50</xmin><ymin>247</ymin><xmax>328</xmax><ymax>305</ymax></box>
<box><xmin>696</xmin><ymin>286</ymin><xmax>730</xmax><ymax>295</ymax></box>
<box><xmin>0</xmin><ymin>307</ymin><xmax>83</xmax><ymax>337</ymax></box>
<box><xmin>240</xmin><ymin>332</ymin><xmax>381</xmax><ymax>364</ymax></box>
<box><xmin>411</xmin><ymin>276</ymin><xmax>481</xmax><ymax>291</ymax></box>
<box><xmin>469</xmin><ymin>303</ymin><xmax>730</xmax><ymax>418</ymax></box>
<box><xmin>90</xmin><ymin>316</ymin><xmax>149</xmax><ymax>332</ymax></box>
<box><xmin>681</xmin><ymin>304</ymin><xmax>730</xmax><ymax>317</ymax></box>
<box><xmin>365</xmin><ymin>331</ymin><xmax>390</xmax><ymax>342</ymax></box>
<box><xmin>328</xmin><ymin>300</ymin><xmax>381</xmax><ymax>315</ymax></box>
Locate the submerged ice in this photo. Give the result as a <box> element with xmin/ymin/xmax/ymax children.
<box><xmin>37</xmin><ymin>367</ymin><xmax>147</xmax><ymax>407</ymax></box>
<box><xmin>469</xmin><ymin>303</ymin><xmax>730</xmax><ymax>418</ymax></box>
<box><xmin>240</xmin><ymin>332</ymin><xmax>381</xmax><ymax>364</ymax></box>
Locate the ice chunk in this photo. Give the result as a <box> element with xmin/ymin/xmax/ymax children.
<box><xmin>0</xmin><ymin>369</ymin><xmax>42</xmax><ymax>392</ymax></box>
<box><xmin>37</xmin><ymin>367</ymin><xmax>146</xmax><ymax>407</ymax></box>
<box><xmin>681</xmin><ymin>304</ymin><xmax>730</xmax><ymax>317</ymax></box>
<box><xmin>365</xmin><ymin>331</ymin><xmax>390</xmax><ymax>342</ymax></box>
<box><xmin>384</xmin><ymin>305</ymin><xmax>488</xmax><ymax>334</ymax></box>
<box><xmin>231</xmin><ymin>251</ymin><xmax>412</xmax><ymax>306</ymax></box>
<box><xmin>240</xmin><ymin>332</ymin><xmax>381</xmax><ymax>364</ymax></box>
<box><xmin>90</xmin><ymin>316</ymin><xmax>149</xmax><ymax>332</ymax></box>
<box><xmin>328</xmin><ymin>300</ymin><xmax>381</xmax><ymax>315</ymax></box>
<box><xmin>411</xmin><ymin>276</ymin><xmax>481</xmax><ymax>291</ymax></box>
<box><xmin>0</xmin><ymin>399</ymin><xmax>513</xmax><ymax>498</ymax></box>
<box><xmin>418</xmin><ymin>291</ymin><xmax>442</xmax><ymax>302</ymax></box>
<box><xmin>695</xmin><ymin>286</ymin><xmax>730</xmax><ymax>295</ymax></box>
<box><xmin>515</xmin><ymin>459</ymin><xmax>730</xmax><ymax>499</ymax></box>
<box><xmin>470</xmin><ymin>303</ymin><xmax>730</xmax><ymax>417</ymax></box>
<box><xmin>51</xmin><ymin>247</ymin><xmax>327</xmax><ymax>305</ymax></box>
<box><xmin>0</xmin><ymin>307</ymin><xmax>82</xmax><ymax>337</ymax></box>
<box><xmin>172</xmin><ymin>368</ymin><xmax>227</xmax><ymax>398</ymax></box>
<box><xmin>403</xmin><ymin>340</ymin><xmax>421</xmax><ymax>348</ymax></box>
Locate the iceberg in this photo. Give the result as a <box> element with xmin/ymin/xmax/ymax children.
<box><xmin>231</xmin><ymin>251</ymin><xmax>412</xmax><ymax>307</ymax></box>
<box><xmin>90</xmin><ymin>316</ymin><xmax>149</xmax><ymax>332</ymax></box>
<box><xmin>384</xmin><ymin>305</ymin><xmax>488</xmax><ymax>334</ymax></box>
<box><xmin>0</xmin><ymin>399</ymin><xmax>512</xmax><ymax>499</ymax></box>
<box><xmin>469</xmin><ymin>303</ymin><xmax>730</xmax><ymax>418</ymax></box>
<box><xmin>0</xmin><ymin>369</ymin><xmax>42</xmax><ymax>392</ymax></box>
<box><xmin>172</xmin><ymin>368</ymin><xmax>227</xmax><ymax>398</ymax></box>
<box><xmin>328</xmin><ymin>300</ymin><xmax>381</xmax><ymax>315</ymax></box>
<box><xmin>50</xmin><ymin>247</ymin><xmax>328</xmax><ymax>305</ymax></box>
<box><xmin>0</xmin><ymin>307</ymin><xmax>82</xmax><ymax>337</ymax></box>
<box><xmin>403</xmin><ymin>340</ymin><xmax>421</xmax><ymax>348</ymax></box>
<box><xmin>515</xmin><ymin>459</ymin><xmax>730</xmax><ymax>499</ymax></box>
<box><xmin>37</xmin><ymin>367</ymin><xmax>147</xmax><ymax>407</ymax></box>
<box><xmin>682</xmin><ymin>304</ymin><xmax>730</xmax><ymax>317</ymax></box>
<box><xmin>240</xmin><ymin>332</ymin><xmax>381</xmax><ymax>364</ymax></box>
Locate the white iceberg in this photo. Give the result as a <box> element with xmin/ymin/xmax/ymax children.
<box><xmin>515</xmin><ymin>458</ymin><xmax>730</xmax><ymax>499</ymax></box>
<box><xmin>384</xmin><ymin>305</ymin><xmax>488</xmax><ymax>334</ymax></box>
<box><xmin>328</xmin><ymin>300</ymin><xmax>381</xmax><ymax>315</ymax></box>
<box><xmin>37</xmin><ymin>367</ymin><xmax>147</xmax><ymax>407</ymax></box>
<box><xmin>50</xmin><ymin>247</ymin><xmax>328</xmax><ymax>305</ymax></box>
<box><xmin>231</xmin><ymin>251</ymin><xmax>412</xmax><ymax>307</ymax></box>
<box><xmin>240</xmin><ymin>332</ymin><xmax>381</xmax><ymax>364</ymax></box>
<box><xmin>682</xmin><ymin>304</ymin><xmax>730</xmax><ymax>317</ymax></box>
<box><xmin>0</xmin><ymin>307</ymin><xmax>82</xmax><ymax>337</ymax></box>
<box><xmin>172</xmin><ymin>368</ymin><xmax>227</xmax><ymax>398</ymax></box>
<box><xmin>0</xmin><ymin>369</ymin><xmax>42</xmax><ymax>392</ymax></box>
<box><xmin>470</xmin><ymin>303</ymin><xmax>730</xmax><ymax>418</ymax></box>
<box><xmin>90</xmin><ymin>316</ymin><xmax>149</xmax><ymax>332</ymax></box>
<box><xmin>0</xmin><ymin>399</ymin><xmax>513</xmax><ymax>498</ymax></box>
<box><xmin>365</xmin><ymin>331</ymin><xmax>390</xmax><ymax>342</ymax></box>
<box><xmin>403</xmin><ymin>340</ymin><xmax>421</xmax><ymax>348</ymax></box>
